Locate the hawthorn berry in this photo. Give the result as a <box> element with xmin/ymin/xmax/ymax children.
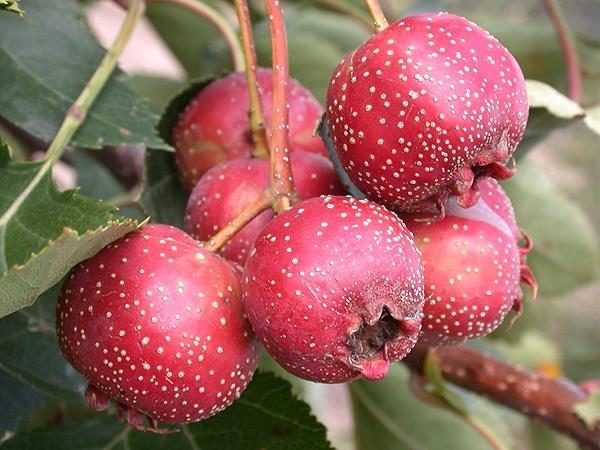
<box><xmin>184</xmin><ymin>151</ymin><xmax>345</xmax><ymax>264</ymax></box>
<box><xmin>173</xmin><ymin>68</ymin><xmax>327</xmax><ymax>190</ymax></box>
<box><xmin>242</xmin><ymin>196</ymin><xmax>424</xmax><ymax>383</ymax></box>
<box><xmin>404</xmin><ymin>179</ymin><xmax>536</xmax><ymax>345</ymax></box>
<box><xmin>326</xmin><ymin>12</ymin><xmax>528</xmax><ymax>216</ymax></box>
<box><xmin>56</xmin><ymin>224</ymin><xmax>259</xmax><ymax>427</ymax></box>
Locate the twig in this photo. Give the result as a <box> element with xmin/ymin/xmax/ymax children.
<box><xmin>541</xmin><ymin>0</ymin><xmax>582</xmax><ymax>102</ymax></box>
<box><xmin>234</xmin><ymin>0</ymin><xmax>270</xmax><ymax>158</ymax></box>
<box><xmin>264</xmin><ymin>0</ymin><xmax>295</xmax><ymax>213</ymax></box>
<box><xmin>403</xmin><ymin>345</ymin><xmax>600</xmax><ymax>450</ymax></box>
<box><xmin>364</xmin><ymin>0</ymin><xmax>388</xmax><ymax>32</ymax></box>
<box><xmin>146</xmin><ymin>0</ymin><xmax>244</xmax><ymax>71</ymax></box>
<box><xmin>203</xmin><ymin>189</ymin><xmax>273</xmax><ymax>252</ymax></box>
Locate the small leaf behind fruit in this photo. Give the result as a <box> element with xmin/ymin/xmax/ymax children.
<box><xmin>0</xmin><ymin>0</ymin><xmax>169</xmax><ymax>150</ymax></box>
<box><xmin>0</xmin><ymin>0</ymin><xmax>23</xmax><ymax>16</ymax></box>
<box><xmin>0</xmin><ymin>139</ymin><xmax>139</xmax><ymax>318</ymax></box>
<box><xmin>574</xmin><ymin>391</ymin><xmax>600</xmax><ymax>429</ymax></box>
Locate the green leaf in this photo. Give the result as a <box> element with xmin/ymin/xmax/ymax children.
<box><xmin>0</xmin><ymin>372</ymin><xmax>46</xmax><ymax>434</ymax></box>
<box><xmin>127</xmin><ymin>75</ymin><xmax>187</xmax><ymax>113</ymax></box>
<box><xmin>145</xmin><ymin>2</ymin><xmax>233</xmax><ymax>78</ymax></box>
<box><xmin>0</xmin><ymin>140</ymin><xmax>140</xmax><ymax>318</ymax></box>
<box><xmin>139</xmin><ymin>149</ymin><xmax>187</xmax><ymax>228</ymax></box>
<box><xmin>0</xmin><ymin>0</ymin><xmax>169</xmax><ymax>150</ymax></box>
<box><xmin>423</xmin><ymin>350</ymin><xmax>468</xmax><ymax>415</ymax></box>
<box><xmin>0</xmin><ymin>417</ymin><xmax>127</xmax><ymax>450</ymax></box>
<box><xmin>351</xmin><ymin>365</ymin><xmax>516</xmax><ymax>450</ymax></box>
<box><xmin>255</xmin><ymin>8</ymin><xmax>369</xmax><ymax>100</ymax></box>
<box><xmin>0</xmin><ymin>282</ymin><xmax>86</xmax><ymax>402</ymax></box>
<box><xmin>502</xmin><ymin>159</ymin><xmax>600</xmax><ymax>297</ymax></box>
<box><xmin>174</xmin><ymin>371</ymin><xmax>332</xmax><ymax>450</ymax></box>
<box><xmin>526</xmin><ymin>80</ymin><xmax>584</xmax><ymax>119</ymax></box>
<box><xmin>1</xmin><ymin>372</ymin><xmax>332</xmax><ymax>450</ymax></box>
<box><xmin>0</xmin><ymin>0</ymin><xmax>23</xmax><ymax>16</ymax></box>
<box><xmin>139</xmin><ymin>79</ymin><xmax>214</xmax><ymax>227</ymax></box>
<box><xmin>574</xmin><ymin>392</ymin><xmax>600</xmax><ymax>429</ymax></box>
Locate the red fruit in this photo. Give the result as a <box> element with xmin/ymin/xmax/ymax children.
<box><xmin>404</xmin><ymin>179</ymin><xmax>536</xmax><ymax>346</ymax></box>
<box><xmin>184</xmin><ymin>151</ymin><xmax>345</xmax><ymax>265</ymax></box>
<box><xmin>173</xmin><ymin>68</ymin><xmax>327</xmax><ymax>189</ymax></box>
<box><xmin>242</xmin><ymin>196</ymin><xmax>424</xmax><ymax>383</ymax></box>
<box><xmin>56</xmin><ymin>224</ymin><xmax>259</xmax><ymax>428</ymax></box>
<box><xmin>326</xmin><ymin>12</ymin><xmax>528</xmax><ymax>215</ymax></box>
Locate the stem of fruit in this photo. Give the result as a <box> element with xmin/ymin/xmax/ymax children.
<box><xmin>146</xmin><ymin>0</ymin><xmax>245</xmax><ymax>72</ymax></box>
<box><xmin>234</xmin><ymin>0</ymin><xmax>270</xmax><ymax>158</ymax></box>
<box><xmin>203</xmin><ymin>190</ymin><xmax>274</xmax><ymax>252</ymax></box>
<box><xmin>265</xmin><ymin>0</ymin><xmax>295</xmax><ymax>213</ymax></box>
<box><xmin>364</xmin><ymin>0</ymin><xmax>388</xmax><ymax>32</ymax></box>
<box><xmin>0</xmin><ymin>0</ymin><xmax>144</xmax><ymax>230</ymax></box>
<box><xmin>404</xmin><ymin>345</ymin><xmax>600</xmax><ymax>450</ymax></box>
<box><xmin>541</xmin><ymin>0</ymin><xmax>582</xmax><ymax>103</ymax></box>
<box><xmin>313</xmin><ymin>0</ymin><xmax>372</xmax><ymax>30</ymax></box>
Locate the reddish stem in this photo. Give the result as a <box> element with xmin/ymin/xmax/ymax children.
<box><xmin>234</xmin><ymin>0</ymin><xmax>270</xmax><ymax>159</ymax></box>
<box><xmin>541</xmin><ymin>0</ymin><xmax>582</xmax><ymax>103</ymax></box>
<box><xmin>364</xmin><ymin>0</ymin><xmax>388</xmax><ymax>32</ymax></box>
<box><xmin>404</xmin><ymin>346</ymin><xmax>600</xmax><ymax>449</ymax></box>
<box><xmin>264</xmin><ymin>0</ymin><xmax>295</xmax><ymax>213</ymax></box>
<box><xmin>203</xmin><ymin>190</ymin><xmax>273</xmax><ymax>252</ymax></box>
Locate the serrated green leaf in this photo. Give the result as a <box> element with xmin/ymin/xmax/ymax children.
<box><xmin>0</xmin><ymin>283</ymin><xmax>85</xmax><ymax>402</ymax></box>
<box><xmin>574</xmin><ymin>392</ymin><xmax>600</xmax><ymax>429</ymax></box>
<box><xmin>502</xmin><ymin>159</ymin><xmax>600</xmax><ymax>297</ymax></box>
<box><xmin>0</xmin><ymin>0</ymin><xmax>23</xmax><ymax>16</ymax></box>
<box><xmin>0</xmin><ymin>141</ymin><xmax>140</xmax><ymax>318</ymax></box>
<box><xmin>1</xmin><ymin>372</ymin><xmax>332</xmax><ymax>450</ymax></box>
<box><xmin>0</xmin><ymin>0</ymin><xmax>169</xmax><ymax>150</ymax></box>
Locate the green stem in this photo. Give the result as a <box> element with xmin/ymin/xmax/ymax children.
<box><xmin>0</xmin><ymin>0</ymin><xmax>144</xmax><ymax>230</ymax></box>
<box><xmin>147</xmin><ymin>0</ymin><xmax>244</xmax><ymax>71</ymax></box>
<box><xmin>364</xmin><ymin>0</ymin><xmax>388</xmax><ymax>32</ymax></box>
<box><xmin>541</xmin><ymin>0</ymin><xmax>582</xmax><ymax>102</ymax></box>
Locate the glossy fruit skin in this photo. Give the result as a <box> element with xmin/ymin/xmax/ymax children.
<box><xmin>404</xmin><ymin>179</ymin><xmax>533</xmax><ymax>346</ymax></box>
<box><xmin>184</xmin><ymin>152</ymin><xmax>346</xmax><ymax>265</ymax></box>
<box><xmin>242</xmin><ymin>196</ymin><xmax>424</xmax><ymax>383</ymax></box>
<box><xmin>173</xmin><ymin>68</ymin><xmax>327</xmax><ymax>190</ymax></box>
<box><xmin>326</xmin><ymin>12</ymin><xmax>528</xmax><ymax>215</ymax></box>
<box><xmin>56</xmin><ymin>224</ymin><xmax>259</xmax><ymax>426</ymax></box>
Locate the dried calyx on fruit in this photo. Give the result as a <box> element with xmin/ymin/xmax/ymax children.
<box><xmin>242</xmin><ymin>195</ymin><xmax>424</xmax><ymax>383</ymax></box>
<box><xmin>56</xmin><ymin>224</ymin><xmax>259</xmax><ymax>430</ymax></box>
<box><xmin>326</xmin><ymin>12</ymin><xmax>528</xmax><ymax>217</ymax></box>
<box><xmin>184</xmin><ymin>151</ymin><xmax>345</xmax><ymax>265</ymax></box>
<box><xmin>173</xmin><ymin>68</ymin><xmax>327</xmax><ymax>190</ymax></box>
<box><xmin>404</xmin><ymin>178</ymin><xmax>537</xmax><ymax>346</ymax></box>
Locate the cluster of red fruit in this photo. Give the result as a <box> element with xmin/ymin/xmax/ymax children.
<box><xmin>55</xmin><ymin>13</ymin><xmax>536</xmax><ymax>431</ymax></box>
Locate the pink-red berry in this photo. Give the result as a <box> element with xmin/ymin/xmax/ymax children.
<box><xmin>56</xmin><ymin>224</ymin><xmax>259</xmax><ymax>427</ymax></box>
<box><xmin>242</xmin><ymin>196</ymin><xmax>424</xmax><ymax>383</ymax></box>
<box><xmin>173</xmin><ymin>68</ymin><xmax>327</xmax><ymax>190</ymax></box>
<box><xmin>184</xmin><ymin>152</ymin><xmax>345</xmax><ymax>264</ymax></box>
<box><xmin>326</xmin><ymin>12</ymin><xmax>528</xmax><ymax>216</ymax></box>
